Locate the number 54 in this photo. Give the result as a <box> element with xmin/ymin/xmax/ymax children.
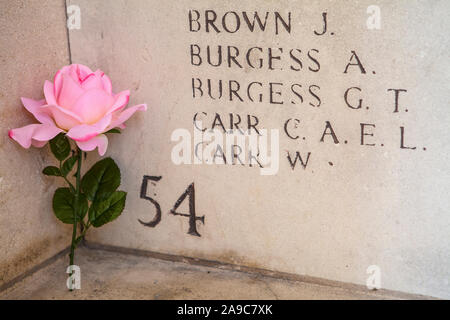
<box><xmin>138</xmin><ymin>175</ymin><xmax>205</xmax><ymax>237</ymax></box>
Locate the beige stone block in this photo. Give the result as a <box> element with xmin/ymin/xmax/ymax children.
<box><xmin>0</xmin><ymin>0</ymin><xmax>71</xmax><ymax>285</ymax></box>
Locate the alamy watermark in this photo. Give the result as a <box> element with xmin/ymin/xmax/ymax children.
<box><xmin>66</xmin><ymin>265</ymin><xmax>81</xmax><ymax>290</ymax></box>
<box><xmin>366</xmin><ymin>5</ymin><xmax>381</xmax><ymax>30</ymax></box>
<box><xmin>67</xmin><ymin>4</ymin><xmax>81</xmax><ymax>30</ymax></box>
<box><xmin>366</xmin><ymin>265</ymin><xmax>381</xmax><ymax>290</ymax></box>
<box><xmin>171</xmin><ymin>121</ymin><xmax>279</xmax><ymax>175</ymax></box>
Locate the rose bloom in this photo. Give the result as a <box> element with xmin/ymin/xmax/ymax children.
<box><xmin>8</xmin><ymin>64</ymin><xmax>147</xmax><ymax>155</ymax></box>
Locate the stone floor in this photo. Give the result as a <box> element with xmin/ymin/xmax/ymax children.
<box><xmin>0</xmin><ymin>246</ymin><xmax>426</xmax><ymax>300</ymax></box>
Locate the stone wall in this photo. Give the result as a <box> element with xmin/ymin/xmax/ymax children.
<box><xmin>1</xmin><ymin>0</ymin><xmax>449</xmax><ymax>299</ymax></box>
<box><xmin>0</xmin><ymin>0</ymin><xmax>71</xmax><ymax>286</ymax></box>
<box><xmin>68</xmin><ymin>0</ymin><xmax>450</xmax><ymax>298</ymax></box>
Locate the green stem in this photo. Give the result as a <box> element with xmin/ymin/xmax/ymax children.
<box><xmin>69</xmin><ymin>148</ymin><xmax>82</xmax><ymax>268</ymax></box>
<box><xmin>78</xmin><ymin>222</ymin><xmax>91</xmax><ymax>240</ymax></box>
<box><xmin>63</xmin><ymin>176</ymin><xmax>75</xmax><ymax>193</ymax></box>
<box><xmin>59</xmin><ymin>160</ymin><xmax>75</xmax><ymax>192</ymax></box>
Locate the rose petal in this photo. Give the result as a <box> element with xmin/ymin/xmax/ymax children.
<box><xmin>72</xmin><ymin>88</ymin><xmax>115</xmax><ymax>124</ymax></box>
<box><xmin>41</xmin><ymin>104</ymin><xmax>82</xmax><ymax>131</ymax></box>
<box><xmin>80</xmin><ymin>70</ymin><xmax>105</xmax><ymax>91</ymax></box>
<box><xmin>107</xmin><ymin>104</ymin><xmax>147</xmax><ymax>130</ymax></box>
<box><xmin>107</xmin><ymin>90</ymin><xmax>130</xmax><ymax>115</ymax></box>
<box><xmin>53</xmin><ymin>65</ymin><xmax>71</xmax><ymax>98</ymax></box>
<box><xmin>101</xmin><ymin>74</ymin><xmax>113</xmax><ymax>94</ymax></box>
<box><xmin>20</xmin><ymin>97</ymin><xmax>54</xmax><ymax>125</ymax></box>
<box><xmin>75</xmin><ymin>64</ymin><xmax>94</xmax><ymax>81</ymax></box>
<box><xmin>9</xmin><ymin>123</ymin><xmax>63</xmax><ymax>149</ymax></box>
<box><xmin>67</xmin><ymin>113</ymin><xmax>112</xmax><ymax>142</ymax></box>
<box><xmin>43</xmin><ymin>80</ymin><xmax>57</xmax><ymax>106</ymax></box>
<box><xmin>76</xmin><ymin>134</ymin><xmax>108</xmax><ymax>156</ymax></box>
<box><xmin>68</xmin><ymin>64</ymin><xmax>93</xmax><ymax>83</ymax></box>
<box><xmin>57</xmin><ymin>72</ymin><xmax>85</xmax><ymax>109</ymax></box>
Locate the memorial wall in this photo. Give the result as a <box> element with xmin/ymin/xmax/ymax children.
<box><xmin>67</xmin><ymin>0</ymin><xmax>449</xmax><ymax>298</ymax></box>
<box><xmin>1</xmin><ymin>0</ymin><xmax>449</xmax><ymax>298</ymax></box>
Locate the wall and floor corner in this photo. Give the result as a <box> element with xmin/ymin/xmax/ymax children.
<box><xmin>1</xmin><ymin>0</ymin><xmax>449</xmax><ymax>299</ymax></box>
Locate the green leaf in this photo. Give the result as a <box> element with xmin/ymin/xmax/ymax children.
<box><xmin>81</xmin><ymin>157</ymin><xmax>121</xmax><ymax>202</ymax></box>
<box><xmin>42</xmin><ymin>166</ymin><xmax>61</xmax><ymax>176</ymax></box>
<box><xmin>52</xmin><ymin>188</ymin><xmax>88</xmax><ymax>224</ymax></box>
<box><xmin>89</xmin><ymin>191</ymin><xmax>126</xmax><ymax>227</ymax></box>
<box><xmin>61</xmin><ymin>155</ymin><xmax>77</xmax><ymax>177</ymax></box>
<box><xmin>49</xmin><ymin>133</ymin><xmax>71</xmax><ymax>161</ymax></box>
<box><xmin>105</xmin><ymin>128</ymin><xmax>121</xmax><ymax>134</ymax></box>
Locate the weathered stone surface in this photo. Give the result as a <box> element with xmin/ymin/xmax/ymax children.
<box><xmin>66</xmin><ymin>0</ymin><xmax>450</xmax><ymax>298</ymax></box>
<box><xmin>0</xmin><ymin>246</ymin><xmax>429</xmax><ymax>300</ymax></box>
<box><xmin>0</xmin><ymin>0</ymin><xmax>71</xmax><ymax>285</ymax></box>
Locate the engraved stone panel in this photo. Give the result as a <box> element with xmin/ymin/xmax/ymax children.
<box><xmin>67</xmin><ymin>0</ymin><xmax>450</xmax><ymax>298</ymax></box>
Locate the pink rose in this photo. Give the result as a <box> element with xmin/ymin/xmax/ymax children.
<box><xmin>8</xmin><ymin>64</ymin><xmax>147</xmax><ymax>155</ymax></box>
